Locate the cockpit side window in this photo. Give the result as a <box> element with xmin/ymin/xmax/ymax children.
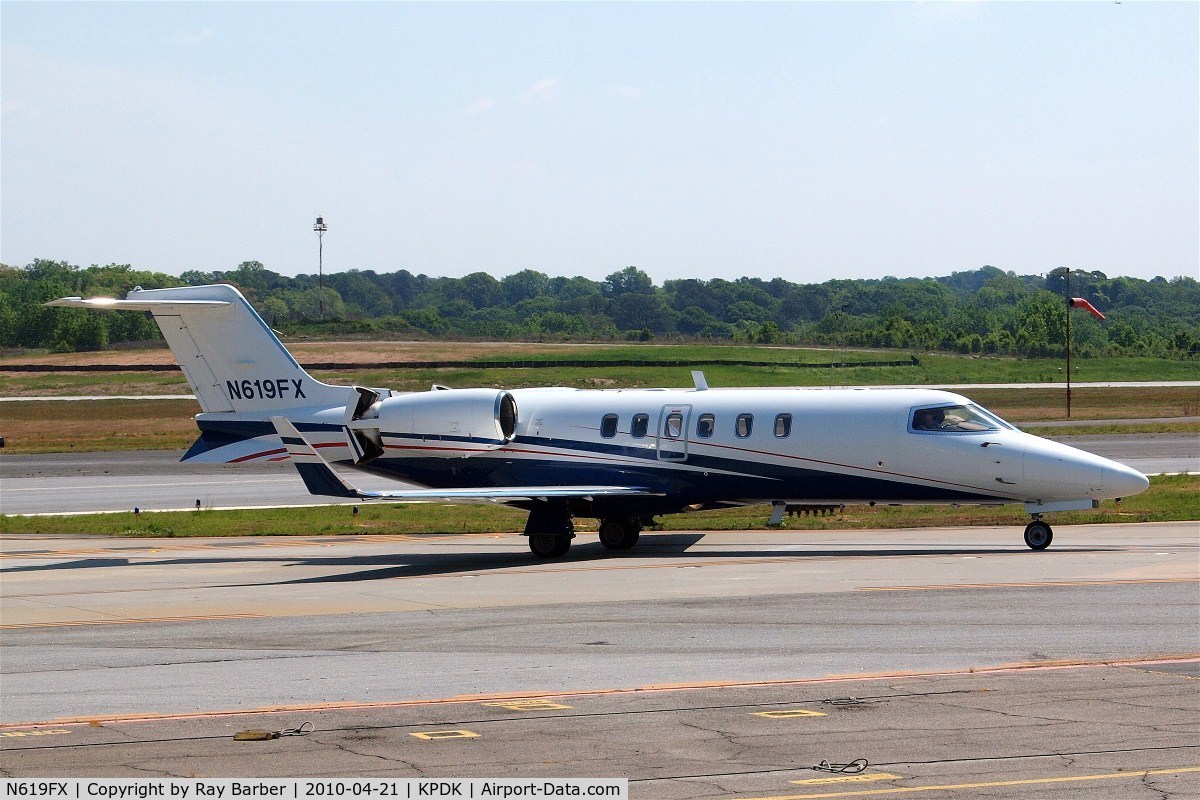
<box><xmin>910</xmin><ymin>404</ymin><xmax>1010</xmax><ymax>433</ymax></box>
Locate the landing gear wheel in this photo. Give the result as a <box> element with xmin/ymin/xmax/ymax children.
<box><xmin>524</xmin><ymin>504</ymin><xmax>574</xmax><ymax>559</ymax></box>
<box><xmin>598</xmin><ymin>519</ymin><xmax>641</xmax><ymax>551</ymax></box>
<box><xmin>529</xmin><ymin>533</ymin><xmax>571</xmax><ymax>559</ymax></box>
<box><xmin>1024</xmin><ymin>520</ymin><xmax>1053</xmax><ymax>551</ymax></box>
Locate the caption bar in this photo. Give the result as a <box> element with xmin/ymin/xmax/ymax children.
<box><xmin>1</xmin><ymin>781</ymin><xmax>628</xmax><ymax>800</ymax></box>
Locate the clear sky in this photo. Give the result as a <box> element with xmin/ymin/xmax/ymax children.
<box><xmin>2</xmin><ymin>1</ymin><xmax>1197</xmax><ymax>285</ymax></box>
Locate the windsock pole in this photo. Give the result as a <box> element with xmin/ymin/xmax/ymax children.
<box><xmin>1064</xmin><ymin>285</ymin><xmax>1107</xmax><ymax>418</ymax></box>
<box><xmin>1065</xmin><ymin>292</ymin><xmax>1075</xmax><ymax>419</ymax></box>
<box><xmin>1066</xmin><ymin>272</ymin><xmax>1072</xmax><ymax>418</ymax></box>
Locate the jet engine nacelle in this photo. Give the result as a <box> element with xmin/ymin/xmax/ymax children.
<box><xmin>359</xmin><ymin>388</ymin><xmax>518</xmax><ymax>457</ymax></box>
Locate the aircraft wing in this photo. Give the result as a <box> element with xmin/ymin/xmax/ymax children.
<box><xmin>270</xmin><ymin>417</ymin><xmax>660</xmax><ymax>502</ymax></box>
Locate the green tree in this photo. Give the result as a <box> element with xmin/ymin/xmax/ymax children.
<box><xmin>609</xmin><ymin>292</ymin><xmax>675</xmax><ymax>333</ymax></box>
<box><xmin>502</xmin><ymin>269</ymin><xmax>550</xmax><ymax>305</ymax></box>
<box><xmin>260</xmin><ymin>297</ymin><xmax>290</xmax><ymax>326</ymax></box>
<box><xmin>603</xmin><ymin>266</ymin><xmax>654</xmax><ymax>297</ymax></box>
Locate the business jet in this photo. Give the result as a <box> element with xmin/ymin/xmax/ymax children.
<box><xmin>49</xmin><ymin>284</ymin><xmax>1150</xmax><ymax>558</ymax></box>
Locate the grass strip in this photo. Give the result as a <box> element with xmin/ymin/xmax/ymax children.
<box><xmin>2</xmin><ymin>475</ymin><xmax>1194</xmax><ymax>538</ymax></box>
<box><xmin>1</xmin><ymin>386</ymin><xmax>1197</xmax><ymax>454</ymax></box>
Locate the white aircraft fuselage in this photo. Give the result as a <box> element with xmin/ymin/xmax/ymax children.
<box><xmin>49</xmin><ymin>283</ymin><xmax>1150</xmax><ymax>558</ymax></box>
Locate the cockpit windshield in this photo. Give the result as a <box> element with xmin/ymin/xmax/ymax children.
<box><xmin>910</xmin><ymin>404</ymin><xmax>1011</xmax><ymax>433</ymax></box>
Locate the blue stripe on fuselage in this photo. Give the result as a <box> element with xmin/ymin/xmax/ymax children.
<box><xmin>356</xmin><ymin>451</ymin><xmax>1001</xmax><ymax>507</ymax></box>
<box><xmin>193</xmin><ymin>418</ymin><xmax>1005</xmax><ymax>506</ymax></box>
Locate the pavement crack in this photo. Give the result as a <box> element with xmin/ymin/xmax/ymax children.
<box><xmin>1140</xmin><ymin>771</ymin><xmax>1171</xmax><ymax>800</ymax></box>
<box><xmin>671</xmin><ymin>716</ymin><xmax>764</xmax><ymax>767</ymax></box>
<box><xmin>123</xmin><ymin>763</ymin><xmax>186</xmax><ymax>779</ymax></box>
<box><xmin>948</xmin><ymin>701</ymin><xmax>1078</xmax><ymax>727</ymax></box>
<box><xmin>312</xmin><ymin>734</ymin><xmax>423</xmax><ymax>773</ymax></box>
<box><xmin>687</xmin><ymin>776</ymin><xmax>742</xmax><ymax>799</ymax></box>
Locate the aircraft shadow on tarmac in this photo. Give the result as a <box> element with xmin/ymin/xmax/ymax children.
<box><xmin>0</xmin><ymin>534</ymin><xmax>1120</xmax><ymax>585</ymax></box>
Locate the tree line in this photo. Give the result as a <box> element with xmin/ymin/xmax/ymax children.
<box><xmin>2</xmin><ymin>259</ymin><xmax>1197</xmax><ymax>359</ymax></box>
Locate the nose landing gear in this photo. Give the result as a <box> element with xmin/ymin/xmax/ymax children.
<box><xmin>1023</xmin><ymin>517</ymin><xmax>1053</xmax><ymax>550</ymax></box>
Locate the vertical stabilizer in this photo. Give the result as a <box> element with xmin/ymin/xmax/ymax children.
<box><xmin>47</xmin><ymin>284</ymin><xmax>355</xmax><ymax>414</ymax></box>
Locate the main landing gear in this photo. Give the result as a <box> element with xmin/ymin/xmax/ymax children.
<box><xmin>1023</xmin><ymin>517</ymin><xmax>1053</xmax><ymax>551</ymax></box>
<box><xmin>598</xmin><ymin>517</ymin><xmax>642</xmax><ymax>551</ymax></box>
<box><xmin>524</xmin><ymin>506</ymin><xmax>647</xmax><ymax>559</ymax></box>
<box><xmin>528</xmin><ymin>532</ymin><xmax>572</xmax><ymax>559</ymax></box>
<box><xmin>525</xmin><ymin>502</ymin><xmax>575</xmax><ymax>559</ymax></box>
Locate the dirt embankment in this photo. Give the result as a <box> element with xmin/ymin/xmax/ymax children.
<box><xmin>0</xmin><ymin>340</ymin><xmax>639</xmax><ymax>368</ymax></box>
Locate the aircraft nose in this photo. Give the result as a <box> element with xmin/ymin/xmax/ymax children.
<box><xmin>1105</xmin><ymin>462</ymin><xmax>1150</xmax><ymax>498</ymax></box>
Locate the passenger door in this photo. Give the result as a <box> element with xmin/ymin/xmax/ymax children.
<box><xmin>656</xmin><ymin>404</ymin><xmax>692</xmax><ymax>462</ymax></box>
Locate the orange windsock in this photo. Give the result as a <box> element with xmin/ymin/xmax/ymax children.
<box><xmin>1069</xmin><ymin>297</ymin><xmax>1106</xmax><ymax>320</ymax></box>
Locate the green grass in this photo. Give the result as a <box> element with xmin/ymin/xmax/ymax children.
<box><xmin>1</xmin><ymin>343</ymin><xmax>1194</xmax><ymax>454</ymax></box>
<box><xmin>0</xmin><ymin>503</ymin><xmax>530</xmax><ymax>538</ymax></box>
<box><xmin>2</xmin><ymin>344</ymin><xmax>1196</xmax><ymax>397</ymax></box>
<box><xmin>0</xmin><ymin>370</ymin><xmax>191</xmax><ymax>396</ymax></box>
<box><xmin>909</xmin><ymin>353</ymin><xmax>1199</xmax><ymax>384</ymax></box>
<box><xmin>315</xmin><ymin>352</ymin><xmax>1200</xmax><ymax>392</ymax></box>
<box><xmin>3</xmin><ymin>475</ymin><xmax>1194</xmax><ymax>537</ymax></box>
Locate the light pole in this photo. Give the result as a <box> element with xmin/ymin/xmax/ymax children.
<box><xmin>313</xmin><ymin>216</ymin><xmax>327</xmax><ymax>320</ymax></box>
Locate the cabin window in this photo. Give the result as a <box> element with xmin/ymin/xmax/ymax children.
<box><xmin>910</xmin><ymin>404</ymin><xmax>1010</xmax><ymax>433</ymax></box>
<box><xmin>664</xmin><ymin>412</ymin><xmax>684</xmax><ymax>439</ymax></box>
<box><xmin>735</xmin><ymin>413</ymin><xmax>753</xmax><ymax>438</ymax></box>
<box><xmin>774</xmin><ymin>413</ymin><xmax>792</xmax><ymax>438</ymax></box>
<box><xmin>631</xmin><ymin>413</ymin><xmax>649</xmax><ymax>438</ymax></box>
<box><xmin>696</xmin><ymin>413</ymin><xmax>715</xmax><ymax>438</ymax></box>
<box><xmin>600</xmin><ymin>414</ymin><xmax>618</xmax><ymax>438</ymax></box>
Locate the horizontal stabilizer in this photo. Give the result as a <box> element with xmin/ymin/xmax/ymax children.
<box><xmin>270</xmin><ymin>417</ymin><xmax>659</xmax><ymax>502</ymax></box>
<box><xmin>47</xmin><ymin>284</ymin><xmax>357</xmax><ymax>414</ymax></box>
<box><xmin>45</xmin><ymin>297</ymin><xmax>229</xmax><ymax>311</ymax></box>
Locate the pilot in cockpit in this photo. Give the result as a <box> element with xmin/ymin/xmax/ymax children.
<box><xmin>913</xmin><ymin>408</ymin><xmax>945</xmax><ymax>431</ymax></box>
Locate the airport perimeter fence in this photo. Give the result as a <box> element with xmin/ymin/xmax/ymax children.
<box><xmin>2</xmin><ymin>356</ymin><xmax>921</xmax><ymax>372</ymax></box>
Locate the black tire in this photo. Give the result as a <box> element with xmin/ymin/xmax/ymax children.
<box><xmin>529</xmin><ymin>533</ymin><xmax>571</xmax><ymax>559</ymax></box>
<box><xmin>1024</xmin><ymin>520</ymin><xmax>1053</xmax><ymax>551</ymax></box>
<box><xmin>598</xmin><ymin>520</ymin><xmax>626</xmax><ymax>549</ymax></box>
<box><xmin>599</xmin><ymin>519</ymin><xmax>640</xmax><ymax>550</ymax></box>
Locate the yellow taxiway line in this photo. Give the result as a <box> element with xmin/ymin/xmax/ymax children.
<box><xmin>747</xmin><ymin>766</ymin><xmax>1200</xmax><ymax>799</ymax></box>
<box><xmin>2</xmin><ymin>654</ymin><xmax>1194</xmax><ymax>729</ymax></box>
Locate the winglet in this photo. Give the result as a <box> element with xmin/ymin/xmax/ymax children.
<box><xmin>270</xmin><ymin>416</ymin><xmax>361</xmax><ymax>499</ymax></box>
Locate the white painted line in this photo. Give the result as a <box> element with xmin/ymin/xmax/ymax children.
<box><xmin>4</xmin><ymin>478</ymin><xmax>300</xmax><ymax>492</ymax></box>
<box><xmin>10</xmin><ymin>500</ymin><xmax>435</xmax><ymax>517</ymax></box>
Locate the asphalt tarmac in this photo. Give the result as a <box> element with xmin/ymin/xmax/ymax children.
<box><xmin>0</xmin><ymin>452</ymin><xmax>399</xmax><ymax>515</ymax></box>
<box><xmin>1</xmin><ymin>523</ymin><xmax>1197</xmax><ymax>796</ymax></box>
<box><xmin>1</xmin><ymin>431</ymin><xmax>1196</xmax><ymax>515</ymax></box>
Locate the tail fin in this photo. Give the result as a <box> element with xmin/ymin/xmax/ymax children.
<box><xmin>47</xmin><ymin>284</ymin><xmax>355</xmax><ymax>413</ymax></box>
